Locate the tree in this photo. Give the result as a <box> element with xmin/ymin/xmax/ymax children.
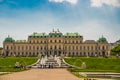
<box><xmin>111</xmin><ymin>44</ymin><xmax>120</xmax><ymax>56</ymax></box>
<box><xmin>0</xmin><ymin>47</ymin><xmax>3</xmax><ymax>50</ymax></box>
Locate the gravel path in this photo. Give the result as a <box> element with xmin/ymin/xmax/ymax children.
<box><xmin>0</xmin><ymin>69</ymin><xmax>82</xmax><ymax>80</ymax></box>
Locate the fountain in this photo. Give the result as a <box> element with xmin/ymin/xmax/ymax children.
<box><xmin>40</xmin><ymin>55</ymin><xmax>48</xmax><ymax>68</ymax></box>
<box><xmin>56</xmin><ymin>56</ymin><xmax>61</xmax><ymax>67</ymax></box>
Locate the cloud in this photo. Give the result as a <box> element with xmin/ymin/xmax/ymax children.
<box><xmin>49</xmin><ymin>0</ymin><xmax>78</xmax><ymax>4</ymax></box>
<box><xmin>91</xmin><ymin>0</ymin><xmax>120</xmax><ymax>7</ymax></box>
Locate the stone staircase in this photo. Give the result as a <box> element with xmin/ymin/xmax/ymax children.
<box><xmin>32</xmin><ymin>56</ymin><xmax>70</xmax><ymax>69</ymax></box>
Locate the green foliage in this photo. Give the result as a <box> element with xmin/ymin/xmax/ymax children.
<box><xmin>0</xmin><ymin>57</ymin><xmax>37</xmax><ymax>72</ymax></box>
<box><xmin>0</xmin><ymin>47</ymin><xmax>3</xmax><ymax>50</ymax></box>
<box><xmin>65</xmin><ymin>57</ymin><xmax>120</xmax><ymax>72</ymax></box>
<box><xmin>111</xmin><ymin>44</ymin><xmax>120</xmax><ymax>56</ymax></box>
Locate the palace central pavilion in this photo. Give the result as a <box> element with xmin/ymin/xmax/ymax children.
<box><xmin>3</xmin><ymin>29</ymin><xmax>110</xmax><ymax>57</ymax></box>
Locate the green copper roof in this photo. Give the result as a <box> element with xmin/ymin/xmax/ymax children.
<box><xmin>97</xmin><ymin>36</ymin><xmax>108</xmax><ymax>43</ymax></box>
<box><xmin>29</xmin><ymin>29</ymin><xmax>83</xmax><ymax>38</ymax></box>
<box><xmin>4</xmin><ymin>36</ymin><xmax>15</xmax><ymax>43</ymax></box>
<box><xmin>29</xmin><ymin>32</ymin><xmax>48</xmax><ymax>37</ymax></box>
<box><xmin>64</xmin><ymin>33</ymin><xmax>81</xmax><ymax>36</ymax></box>
<box><xmin>16</xmin><ymin>40</ymin><xmax>26</xmax><ymax>43</ymax></box>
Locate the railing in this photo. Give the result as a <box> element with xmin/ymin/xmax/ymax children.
<box><xmin>62</xmin><ymin>58</ymin><xmax>81</xmax><ymax>69</ymax></box>
<box><xmin>26</xmin><ymin>59</ymin><xmax>40</xmax><ymax>68</ymax></box>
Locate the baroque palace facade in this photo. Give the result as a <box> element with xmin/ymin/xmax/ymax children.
<box><xmin>3</xmin><ymin>29</ymin><xmax>110</xmax><ymax>57</ymax></box>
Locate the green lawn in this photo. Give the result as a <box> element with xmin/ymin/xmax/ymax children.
<box><xmin>65</xmin><ymin>57</ymin><xmax>120</xmax><ymax>72</ymax></box>
<box><xmin>0</xmin><ymin>57</ymin><xmax>37</xmax><ymax>72</ymax></box>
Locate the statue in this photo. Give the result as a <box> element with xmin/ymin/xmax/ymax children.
<box><xmin>81</xmin><ymin>62</ymin><xmax>86</xmax><ymax>69</ymax></box>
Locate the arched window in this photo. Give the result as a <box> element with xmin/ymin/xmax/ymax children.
<box><xmin>80</xmin><ymin>52</ymin><xmax>82</xmax><ymax>56</ymax></box>
<box><xmin>5</xmin><ymin>46</ymin><xmax>8</xmax><ymax>50</ymax></box>
<box><xmin>72</xmin><ymin>40</ymin><xmax>74</xmax><ymax>43</ymax></box>
<box><xmin>29</xmin><ymin>46</ymin><xmax>31</xmax><ymax>50</ymax></box>
<box><xmin>91</xmin><ymin>46</ymin><xmax>93</xmax><ymax>50</ymax></box>
<box><xmin>26</xmin><ymin>52</ymin><xmax>28</xmax><ymax>56</ymax></box>
<box><xmin>37</xmin><ymin>40</ymin><xmax>39</xmax><ymax>43</ymax></box>
<box><xmin>76</xmin><ymin>46</ymin><xmax>78</xmax><ymax>50</ymax></box>
<box><xmin>84</xmin><ymin>52</ymin><xmax>86</xmax><ymax>56</ymax></box>
<box><xmin>55</xmin><ymin>40</ymin><xmax>57</xmax><ymax>43</ymax></box>
<box><xmin>37</xmin><ymin>46</ymin><xmax>39</xmax><ymax>50</ymax></box>
<box><xmin>44</xmin><ymin>41</ymin><xmax>46</xmax><ymax>43</ymax></box>
<box><xmin>50</xmin><ymin>46</ymin><xmax>52</xmax><ymax>49</ymax></box>
<box><xmin>72</xmin><ymin>52</ymin><xmax>74</xmax><ymax>56</ymax></box>
<box><xmin>80</xmin><ymin>46</ymin><xmax>82</xmax><ymax>50</ymax></box>
<box><xmin>69</xmin><ymin>52</ymin><xmax>71</xmax><ymax>56</ymax></box>
<box><xmin>29</xmin><ymin>52</ymin><xmax>31</xmax><ymax>56</ymax></box>
<box><xmin>72</xmin><ymin>46</ymin><xmax>74</xmax><ymax>50</ymax></box>
<box><xmin>59</xmin><ymin>40</ymin><xmax>61</xmax><ymax>43</ymax></box>
<box><xmin>84</xmin><ymin>46</ymin><xmax>85</xmax><ymax>50</ymax></box>
<box><xmin>50</xmin><ymin>40</ymin><xmax>52</xmax><ymax>43</ymax></box>
<box><xmin>37</xmin><ymin>52</ymin><xmax>39</xmax><ymax>55</ymax></box>
<box><xmin>69</xmin><ymin>46</ymin><xmax>71</xmax><ymax>50</ymax></box>
<box><xmin>87</xmin><ymin>46</ymin><xmax>89</xmax><ymax>50</ymax></box>
<box><xmin>59</xmin><ymin>45</ymin><xmax>61</xmax><ymax>49</ymax></box>
<box><xmin>41</xmin><ymin>41</ymin><xmax>43</xmax><ymax>43</ymax></box>
<box><xmin>41</xmin><ymin>47</ymin><xmax>43</xmax><ymax>50</ymax></box>
<box><xmin>26</xmin><ymin>46</ymin><xmax>28</xmax><ymax>50</ymax></box>
<box><xmin>76</xmin><ymin>52</ymin><xmax>78</xmax><ymax>56</ymax></box>
<box><xmin>102</xmin><ymin>46</ymin><xmax>105</xmax><ymax>50</ymax></box>
<box><xmin>76</xmin><ymin>40</ymin><xmax>78</xmax><ymax>43</ymax></box>
<box><xmin>55</xmin><ymin>46</ymin><xmax>57</xmax><ymax>49</ymax></box>
<box><xmin>18</xmin><ymin>52</ymin><xmax>20</xmax><ymax>56</ymax></box>
<box><xmin>22</xmin><ymin>46</ymin><xmax>24</xmax><ymax>50</ymax></box>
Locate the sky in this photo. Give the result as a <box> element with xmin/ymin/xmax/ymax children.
<box><xmin>0</xmin><ymin>0</ymin><xmax>120</xmax><ymax>47</ymax></box>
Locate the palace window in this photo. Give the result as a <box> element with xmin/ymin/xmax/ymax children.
<box><xmin>44</xmin><ymin>41</ymin><xmax>46</xmax><ymax>43</ymax></box>
<box><xmin>44</xmin><ymin>47</ymin><xmax>46</xmax><ymax>50</ymax></box>
<box><xmin>87</xmin><ymin>46</ymin><xmax>89</xmax><ymax>50</ymax></box>
<box><xmin>55</xmin><ymin>40</ymin><xmax>57</xmax><ymax>43</ymax></box>
<box><xmin>59</xmin><ymin>40</ymin><xmax>61</xmax><ymax>43</ymax></box>
<box><xmin>72</xmin><ymin>46</ymin><xmax>74</xmax><ymax>50</ymax></box>
<box><xmin>91</xmin><ymin>46</ymin><xmax>93</xmax><ymax>50</ymax></box>
<box><xmin>55</xmin><ymin>46</ymin><xmax>57</xmax><ymax>49</ymax></box>
<box><xmin>29</xmin><ymin>46</ymin><xmax>31</xmax><ymax>50</ymax></box>
<box><xmin>69</xmin><ymin>46</ymin><xmax>71</xmax><ymax>50</ymax></box>
<box><xmin>84</xmin><ymin>46</ymin><xmax>85</xmax><ymax>50</ymax></box>
<box><xmin>6</xmin><ymin>46</ymin><xmax>8</xmax><ymax>50</ymax></box>
<box><xmin>76</xmin><ymin>40</ymin><xmax>78</xmax><ymax>43</ymax></box>
<box><xmin>102</xmin><ymin>46</ymin><xmax>105</xmax><ymax>50</ymax></box>
<box><xmin>76</xmin><ymin>46</ymin><xmax>78</xmax><ymax>50</ymax></box>
<box><xmin>41</xmin><ymin>47</ymin><xmax>43</xmax><ymax>50</ymax></box>
<box><xmin>50</xmin><ymin>46</ymin><xmax>52</xmax><ymax>49</ymax></box>
<box><xmin>72</xmin><ymin>40</ymin><xmax>74</xmax><ymax>43</ymax></box>
<box><xmin>11</xmin><ymin>46</ymin><xmax>12</xmax><ymax>50</ymax></box>
<box><xmin>22</xmin><ymin>46</ymin><xmax>24</xmax><ymax>50</ymax></box>
<box><xmin>50</xmin><ymin>40</ymin><xmax>52</xmax><ymax>43</ymax></box>
<box><xmin>18</xmin><ymin>46</ymin><xmax>20</xmax><ymax>50</ymax></box>
<box><xmin>37</xmin><ymin>46</ymin><xmax>39</xmax><ymax>50</ymax></box>
<box><xmin>80</xmin><ymin>46</ymin><xmax>82</xmax><ymax>50</ymax></box>
<box><xmin>41</xmin><ymin>41</ymin><xmax>43</xmax><ymax>43</ymax></box>
<box><xmin>59</xmin><ymin>45</ymin><xmax>61</xmax><ymax>49</ymax></box>
<box><xmin>65</xmin><ymin>40</ymin><xmax>67</xmax><ymax>43</ymax></box>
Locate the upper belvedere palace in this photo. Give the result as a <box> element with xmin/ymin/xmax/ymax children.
<box><xmin>3</xmin><ymin>29</ymin><xmax>110</xmax><ymax>57</ymax></box>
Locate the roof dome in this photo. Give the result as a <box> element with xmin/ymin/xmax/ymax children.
<box><xmin>4</xmin><ymin>36</ymin><xmax>15</xmax><ymax>43</ymax></box>
<box><xmin>97</xmin><ymin>36</ymin><xmax>108</xmax><ymax>43</ymax></box>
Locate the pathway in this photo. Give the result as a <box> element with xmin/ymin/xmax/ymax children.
<box><xmin>0</xmin><ymin>69</ymin><xmax>82</xmax><ymax>80</ymax></box>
